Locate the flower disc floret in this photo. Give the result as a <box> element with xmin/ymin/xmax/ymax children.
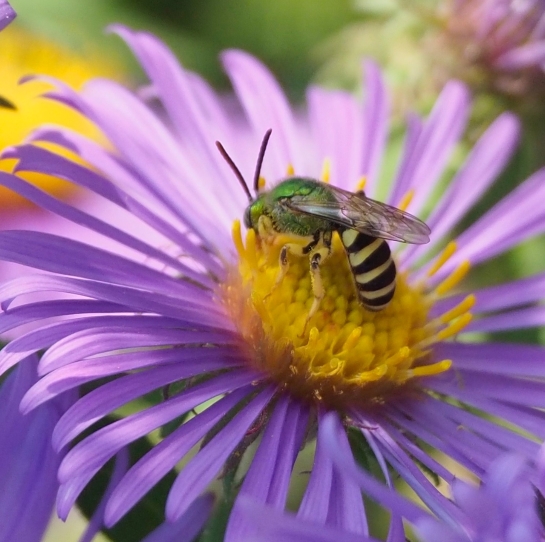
<box><xmin>224</xmin><ymin>219</ymin><xmax>462</xmax><ymax>409</ymax></box>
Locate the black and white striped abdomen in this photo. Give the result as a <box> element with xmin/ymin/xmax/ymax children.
<box><xmin>339</xmin><ymin>228</ymin><xmax>396</xmax><ymax>311</ymax></box>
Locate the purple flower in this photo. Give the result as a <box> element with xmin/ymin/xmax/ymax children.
<box><xmin>0</xmin><ymin>0</ymin><xmax>15</xmax><ymax>31</ymax></box>
<box><xmin>442</xmin><ymin>0</ymin><xmax>545</xmax><ymax>95</ymax></box>
<box><xmin>1</xmin><ymin>24</ymin><xmax>545</xmax><ymax>539</ymax></box>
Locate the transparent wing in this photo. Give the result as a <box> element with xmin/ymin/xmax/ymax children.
<box><xmin>286</xmin><ymin>185</ymin><xmax>430</xmax><ymax>244</ymax></box>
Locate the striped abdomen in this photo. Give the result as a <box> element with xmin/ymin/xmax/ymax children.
<box><xmin>339</xmin><ymin>228</ymin><xmax>396</xmax><ymax>311</ymax></box>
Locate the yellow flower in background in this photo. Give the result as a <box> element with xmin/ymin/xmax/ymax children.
<box><xmin>0</xmin><ymin>25</ymin><xmax>115</xmax><ymax>208</ymax></box>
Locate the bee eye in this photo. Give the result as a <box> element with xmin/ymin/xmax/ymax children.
<box><xmin>243</xmin><ymin>207</ymin><xmax>253</xmax><ymax>228</ymax></box>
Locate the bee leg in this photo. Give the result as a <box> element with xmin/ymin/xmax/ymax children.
<box><xmin>265</xmin><ymin>233</ymin><xmax>320</xmax><ymax>302</ymax></box>
<box><xmin>302</xmin><ymin>232</ymin><xmax>332</xmax><ymax>335</ymax></box>
<box><xmin>256</xmin><ymin>215</ymin><xmax>276</xmax><ymax>259</ymax></box>
<box><xmin>264</xmin><ymin>242</ymin><xmax>302</xmax><ymax>301</ymax></box>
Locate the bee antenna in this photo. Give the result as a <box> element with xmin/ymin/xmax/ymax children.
<box><xmin>253</xmin><ymin>129</ymin><xmax>272</xmax><ymax>194</ymax></box>
<box><xmin>215</xmin><ymin>139</ymin><xmax>253</xmax><ymax>202</ymax></box>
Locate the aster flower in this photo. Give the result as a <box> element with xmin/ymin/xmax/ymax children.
<box><xmin>432</xmin><ymin>0</ymin><xmax>545</xmax><ymax>102</ymax></box>
<box><xmin>0</xmin><ymin>0</ymin><xmax>15</xmax><ymax>31</ymax></box>
<box><xmin>1</xmin><ymin>24</ymin><xmax>545</xmax><ymax>540</ymax></box>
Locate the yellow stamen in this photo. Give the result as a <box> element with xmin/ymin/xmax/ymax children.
<box><xmin>439</xmin><ymin>295</ymin><xmax>475</xmax><ymax>324</ymax></box>
<box><xmin>436</xmin><ymin>313</ymin><xmax>472</xmax><ymax>341</ymax></box>
<box><xmin>286</xmin><ymin>164</ymin><xmax>295</xmax><ymax>176</ymax></box>
<box><xmin>356</xmin><ymin>176</ymin><xmax>367</xmax><ymax>192</ymax></box>
<box><xmin>408</xmin><ymin>360</ymin><xmax>452</xmax><ymax>377</ymax></box>
<box><xmin>257</xmin><ymin>176</ymin><xmax>266</xmax><ymax>191</ymax></box>
<box><xmin>435</xmin><ymin>260</ymin><xmax>471</xmax><ymax>296</ymax></box>
<box><xmin>427</xmin><ymin>242</ymin><xmax>457</xmax><ymax>277</ymax></box>
<box><xmin>222</xmin><ymin>218</ymin><xmax>472</xmax><ymax>409</ymax></box>
<box><xmin>321</xmin><ymin>158</ymin><xmax>331</xmax><ymax>183</ymax></box>
<box><xmin>231</xmin><ymin>221</ymin><xmax>246</xmax><ymax>261</ymax></box>
<box><xmin>397</xmin><ymin>189</ymin><xmax>415</xmax><ymax>212</ymax></box>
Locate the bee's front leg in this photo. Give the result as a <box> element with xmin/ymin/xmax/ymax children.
<box><xmin>273</xmin><ymin>242</ymin><xmax>304</xmax><ymax>290</ymax></box>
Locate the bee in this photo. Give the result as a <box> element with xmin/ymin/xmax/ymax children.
<box><xmin>216</xmin><ymin>130</ymin><xmax>430</xmax><ymax>322</ymax></box>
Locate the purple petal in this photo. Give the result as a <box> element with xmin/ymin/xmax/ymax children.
<box><xmin>221</xmin><ymin>50</ymin><xmax>305</xmax><ymax>176</ymax></box>
<box><xmin>108</xmin><ymin>26</ymin><xmax>245</xmax><ymax>222</ymax></box>
<box><xmin>237</xmin><ymin>498</ymin><xmax>379</xmax><ymax>542</ymax></box>
<box><xmin>438</xmin><ymin>342</ymin><xmax>545</xmax><ymax>377</ymax></box>
<box><xmin>0</xmin><ymin>299</ymin><xmax>127</xmax><ymax>335</ymax></box>
<box><xmin>12</xmin><ymin>137</ymin><xmax>223</xmax><ymax>275</ymax></box>
<box><xmin>165</xmin><ymin>385</ymin><xmax>276</xmax><ymax>520</ymax></box>
<box><xmin>0</xmin><ymin>0</ymin><xmax>15</xmax><ymax>30</ymax></box>
<box><xmin>388</xmin><ymin>81</ymin><xmax>470</xmax><ymax>216</ymax></box>
<box><xmin>307</xmin><ymin>87</ymin><xmax>362</xmax><ymax>188</ymax></box>
<box><xmin>226</xmin><ymin>397</ymin><xmax>309</xmax><ymax>541</ymax></box>
<box><xmin>38</xmin><ymin>324</ymin><xmax>233</xmax><ymax>373</ymax></box>
<box><xmin>0</xmin><ymin>274</ymin><xmax>231</xmax><ymax>333</ymax></box>
<box><xmin>358</xmin><ymin>428</ymin><xmax>403</xmax><ymax>541</ymax></box>
<box><xmin>404</xmin><ymin>112</ymin><xmax>519</xmax><ymax>266</ymax></box>
<box><xmin>431</xmin><ymin>371</ymin><xmax>545</xmax><ymax>408</ymax></box>
<box><xmin>54</xmin><ymin>368</ymin><xmax>255</xmax><ymax>451</ymax></box>
<box><xmin>79</xmin><ymin>450</ymin><xmax>129</xmax><ymax>542</ymax></box>
<box><xmin>358</xmin><ymin>420</ymin><xmax>462</xmax><ymax>524</ymax></box>
<box><xmin>0</xmin><ymin>228</ymin><xmax>213</xmax><ymax>303</ymax></box>
<box><xmin>467</xmin><ymin>306</ymin><xmax>545</xmax><ymax>332</ymax></box>
<box><xmin>360</xmin><ymin>60</ymin><xmax>389</xmax><ymax>197</ymax></box>
<box><xmin>24</xmin><ymin>347</ymin><xmax>238</xmax><ymax>414</ymax></box>
<box><xmin>55</xmin><ymin>371</ymin><xmax>257</xmax><ymax>518</ymax></box>
<box><xmin>0</xmin><ymin>169</ymin><xmax>211</xmax><ymax>287</ymax></box>
<box><xmin>0</xmin><ymin>357</ymin><xmax>67</xmax><ymax>542</ymax></box>
<box><xmin>495</xmin><ymin>40</ymin><xmax>545</xmax><ymax>69</ymax></box>
<box><xmin>104</xmin><ymin>387</ymin><xmax>253</xmax><ymax>525</ymax></box>
<box><xmin>321</xmin><ymin>412</ymin><xmax>430</xmax><ymax>523</ymax></box>
<box><xmin>430</xmin><ymin>168</ymin><xmax>545</xmax><ymax>280</ymax></box>
<box><xmin>141</xmin><ymin>494</ymin><xmax>214</xmax><ymax>542</ymax></box>
<box><xmin>297</xmin><ymin>413</ymin><xmax>334</xmax><ymax>523</ymax></box>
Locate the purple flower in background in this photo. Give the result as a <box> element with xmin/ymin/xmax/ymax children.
<box><xmin>1</xmin><ymin>24</ymin><xmax>545</xmax><ymax>539</ymax></box>
<box><xmin>0</xmin><ymin>0</ymin><xmax>15</xmax><ymax>31</ymax></box>
<box><xmin>442</xmin><ymin>0</ymin><xmax>545</xmax><ymax>96</ymax></box>
<box><xmin>414</xmin><ymin>452</ymin><xmax>545</xmax><ymax>542</ymax></box>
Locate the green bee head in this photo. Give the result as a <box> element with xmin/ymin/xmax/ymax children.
<box><xmin>243</xmin><ymin>197</ymin><xmax>266</xmax><ymax>231</ymax></box>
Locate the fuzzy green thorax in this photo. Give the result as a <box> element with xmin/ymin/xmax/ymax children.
<box><xmin>245</xmin><ymin>177</ymin><xmax>336</xmax><ymax>237</ymax></box>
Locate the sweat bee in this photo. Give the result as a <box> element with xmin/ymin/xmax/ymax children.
<box><xmin>216</xmin><ymin>130</ymin><xmax>430</xmax><ymax>322</ymax></box>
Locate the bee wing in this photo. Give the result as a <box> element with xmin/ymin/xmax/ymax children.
<box><xmin>287</xmin><ymin>187</ymin><xmax>430</xmax><ymax>244</ymax></box>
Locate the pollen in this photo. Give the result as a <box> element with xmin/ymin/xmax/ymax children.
<box><xmin>222</xmin><ymin>220</ymin><xmax>472</xmax><ymax>409</ymax></box>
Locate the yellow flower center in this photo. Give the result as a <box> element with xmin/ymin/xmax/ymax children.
<box><xmin>222</xmin><ymin>213</ymin><xmax>474</xmax><ymax>410</ymax></box>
